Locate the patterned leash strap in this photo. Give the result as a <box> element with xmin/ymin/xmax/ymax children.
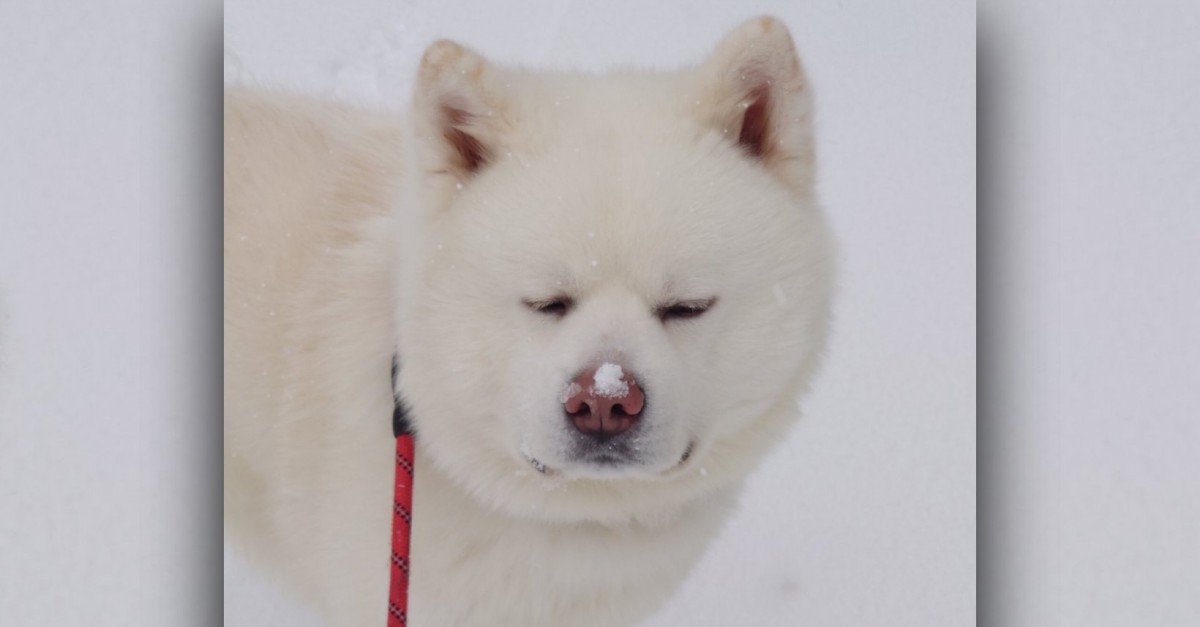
<box><xmin>388</xmin><ymin>432</ymin><xmax>415</xmax><ymax>626</ymax></box>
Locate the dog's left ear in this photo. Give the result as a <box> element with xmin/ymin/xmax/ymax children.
<box><xmin>412</xmin><ymin>40</ymin><xmax>511</xmax><ymax>183</ymax></box>
<box><xmin>695</xmin><ymin>17</ymin><xmax>815</xmax><ymax>191</ymax></box>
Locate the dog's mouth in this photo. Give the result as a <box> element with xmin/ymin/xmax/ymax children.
<box><xmin>525</xmin><ymin>441</ymin><xmax>695</xmax><ymax>478</ymax></box>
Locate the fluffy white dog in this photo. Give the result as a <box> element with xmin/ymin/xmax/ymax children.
<box><xmin>224</xmin><ymin>16</ymin><xmax>834</xmax><ymax>626</ymax></box>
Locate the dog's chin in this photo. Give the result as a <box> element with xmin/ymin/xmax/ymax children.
<box><xmin>560</xmin><ymin>458</ymin><xmax>654</xmax><ymax>481</ymax></box>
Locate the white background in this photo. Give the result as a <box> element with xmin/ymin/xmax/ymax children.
<box><xmin>983</xmin><ymin>1</ymin><xmax>1200</xmax><ymax>624</ymax></box>
<box><xmin>0</xmin><ymin>1</ymin><xmax>217</xmax><ymax>624</ymax></box>
<box><xmin>222</xmin><ymin>1</ymin><xmax>975</xmax><ymax>626</ymax></box>
<box><xmin>4</xmin><ymin>0</ymin><xmax>1199</xmax><ymax>626</ymax></box>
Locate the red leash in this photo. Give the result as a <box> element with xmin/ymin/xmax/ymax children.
<box><xmin>388</xmin><ymin>357</ymin><xmax>415</xmax><ymax>626</ymax></box>
<box><xmin>388</xmin><ymin>433</ymin><xmax>415</xmax><ymax>626</ymax></box>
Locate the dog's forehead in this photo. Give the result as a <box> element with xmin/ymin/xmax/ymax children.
<box><xmin>443</xmin><ymin>71</ymin><xmax>796</xmax><ymax>281</ymax></box>
<box><xmin>458</xmin><ymin>166</ymin><xmax>751</xmax><ymax>294</ymax></box>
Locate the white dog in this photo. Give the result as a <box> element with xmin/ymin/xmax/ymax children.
<box><xmin>224</xmin><ymin>16</ymin><xmax>833</xmax><ymax>626</ymax></box>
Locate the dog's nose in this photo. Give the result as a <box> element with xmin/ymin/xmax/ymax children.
<box><xmin>563</xmin><ymin>364</ymin><xmax>645</xmax><ymax>440</ymax></box>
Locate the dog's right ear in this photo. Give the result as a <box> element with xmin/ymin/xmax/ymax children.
<box><xmin>693</xmin><ymin>17</ymin><xmax>815</xmax><ymax>194</ymax></box>
<box><xmin>412</xmin><ymin>40</ymin><xmax>511</xmax><ymax>182</ymax></box>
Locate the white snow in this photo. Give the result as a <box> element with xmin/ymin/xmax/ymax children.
<box><xmin>590</xmin><ymin>362</ymin><xmax>628</xmax><ymax>398</ymax></box>
<box><xmin>559</xmin><ymin>381</ymin><xmax>582</xmax><ymax>404</ymax></box>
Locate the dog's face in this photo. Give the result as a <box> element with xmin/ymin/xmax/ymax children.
<box><xmin>396</xmin><ymin>17</ymin><xmax>833</xmax><ymax>524</ymax></box>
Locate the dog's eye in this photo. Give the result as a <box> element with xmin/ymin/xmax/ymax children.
<box><xmin>524</xmin><ymin>297</ymin><xmax>573</xmax><ymax>317</ymax></box>
<box><xmin>657</xmin><ymin>298</ymin><xmax>717</xmax><ymax>322</ymax></box>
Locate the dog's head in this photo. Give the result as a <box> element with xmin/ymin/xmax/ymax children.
<box><xmin>395</xmin><ymin>17</ymin><xmax>833</xmax><ymax>524</ymax></box>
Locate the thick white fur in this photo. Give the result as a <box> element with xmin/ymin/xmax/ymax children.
<box><xmin>225</xmin><ymin>16</ymin><xmax>833</xmax><ymax>627</ymax></box>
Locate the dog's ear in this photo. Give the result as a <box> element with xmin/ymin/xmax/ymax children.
<box><xmin>695</xmin><ymin>17</ymin><xmax>815</xmax><ymax>191</ymax></box>
<box><xmin>412</xmin><ymin>40</ymin><xmax>510</xmax><ymax>182</ymax></box>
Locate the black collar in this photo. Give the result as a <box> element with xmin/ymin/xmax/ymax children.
<box><xmin>391</xmin><ymin>355</ymin><xmax>415</xmax><ymax>437</ymax></box>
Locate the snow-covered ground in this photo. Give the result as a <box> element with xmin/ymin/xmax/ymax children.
<box><xmin>222</xmin><ymin>1</ymin><xmax>975</xmax><ymax>625</ymax></box>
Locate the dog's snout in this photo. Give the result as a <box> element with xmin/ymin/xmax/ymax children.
<box><xmin>563</xmin><ymin>364</ymin><xmax>645</xmax><ymax>440</ymax></box>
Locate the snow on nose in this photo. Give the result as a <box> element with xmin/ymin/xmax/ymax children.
<box><xmin>561</xmin><ymin>363</ymin><xmax>645</xmax><ymax>440</ymax></box>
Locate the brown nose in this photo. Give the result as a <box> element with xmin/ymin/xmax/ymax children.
<box><xmin>563</xmin><ymin>364</ymin><xmax>645</xmax><ymax>440</ymax></box>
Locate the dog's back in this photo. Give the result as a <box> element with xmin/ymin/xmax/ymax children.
<box><xmin>223</xmin><ymin>89</ymin><xmax>403</xmax><ymax>612</ymax></box>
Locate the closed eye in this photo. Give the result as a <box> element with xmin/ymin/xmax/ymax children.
<box><xmin>656</xmin><ymin>298</ymin><xmax>717</xmax><ymax>322</ymax></box>
<box><xmin>524</xmin><ymin>297</ymin><xmax>574</xmax><ymax>317</ymax></box>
